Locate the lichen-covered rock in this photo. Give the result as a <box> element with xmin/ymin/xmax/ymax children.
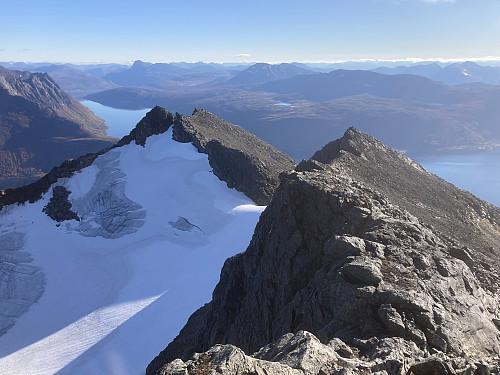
<box><xmin>157</xmin><ymin>343</ymin><xmax>302</xmax><ymax>375</ymax></box>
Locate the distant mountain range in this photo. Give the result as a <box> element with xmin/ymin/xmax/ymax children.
<box><xmin>4</xmin><ymin>60</ymin><xmax>500</xmax><ymax>162</ymax></box>
<box><xmin>373</xmin><ymin>61</ymin><xmax>500</xmax><ymax>85</ymax></box>
<box><xmin>259</xmin><ymin>69</ymin><xmax>462</xmax><ymax>103</ymax></box>
<box><xmin>103</xmin><ymin>60</ymin><xmax>246</xmax><ymax>89</ymax></box>
<box><xmin>228</xmin><ymin>63</ymin><xmax>313</xmax><ymax>85</ymax></box>
<box><xmin>0</xmin><ymin>66</ymin><xmax>117</xmax><ymax>189</ymax></box>
<box><xmin>86</xmin><ymin>68</ymin><xmax>500</xmax><ymax>160</ymax></box>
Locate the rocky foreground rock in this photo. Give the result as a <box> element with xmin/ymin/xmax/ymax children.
<box><xmin>147</xmin><ymin>128</ymin><xmax>500</xmax><ymax>375</ymax></box>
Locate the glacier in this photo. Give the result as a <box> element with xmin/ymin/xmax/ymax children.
<box><xmin>0</xmin><ymin>127</ymin><xmax>264</xmax><ymax>375</ymax></box>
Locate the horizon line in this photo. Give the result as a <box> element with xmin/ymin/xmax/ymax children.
<box><xmin>2</xmin><ymin>56</ymin><xmax>500</xmax><ymax>66</ymax></box>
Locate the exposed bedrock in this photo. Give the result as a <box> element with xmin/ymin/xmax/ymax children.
<box><xmin>148</xmin><ymin>128</ymin><xmax>500</xmax><ymax>375</ymax></box>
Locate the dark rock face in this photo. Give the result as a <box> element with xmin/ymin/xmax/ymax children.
<box><xmin>311</xmin><ymin>127</ymin><xmax>500</xmax><ymax>292</ymax></box>
<box><xmin>147</xmin><ymin>128</ymin><xmax>500</xmax><ymax>375</ymax></box>
<box><xmin>173</xmin><ymin>108</ymin><xmax>296</xmax><ymax>205</ymax></box>
<box><xmin>0</xmin><ymin>66</ymin><xmax>117</xmax><ymax>188</ymax></box>
<box><xmin>42</xmin><ymin>186</ymin><xmax>79</xmax><ymax>222</ymax></box>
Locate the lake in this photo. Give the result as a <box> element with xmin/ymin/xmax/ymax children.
<box><xmin>81</xmin><ymin>101</ymin><xmax>499</xmax><ymax>207</ymax></box>
<box><xmin>415</xmin><ymin>151</ymin><xmax>500</xmax><ymax>207</ymax></box>
<box><xmin>81</xmin><ymin>100</ymin><xmax>151</xmax><ymax>138</ymax></box>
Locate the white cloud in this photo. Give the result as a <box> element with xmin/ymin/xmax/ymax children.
<box><xmin>235</xmin><ymin>53</ymin><xmax>251</xmax><ymax>58</ymax></box>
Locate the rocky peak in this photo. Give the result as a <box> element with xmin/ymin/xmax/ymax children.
<box><xmin>147</xmin><ymin>128</ymin><xmax>500</xmax><ymax>375</ymax></box>
<box><xmin>117</xmin><ymin>105</ymin><xmax>175</xmax><ymax>147</ymax></box>
<box><xmin>310</xmin><ymin>127</ymin><xmax>500</xmax><ymax>292</ymax></box>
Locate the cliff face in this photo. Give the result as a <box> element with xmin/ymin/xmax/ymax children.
<box><xmin>147</xmin><ymin>128</ymin><xmax>500</xmax><ymax>375</ymax></box>
<box><xmin>0</xmin><ymin>66</ymin><xmax>117</xmax><ymax>189</ymax></box>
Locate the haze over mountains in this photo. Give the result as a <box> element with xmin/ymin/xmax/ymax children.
<box><xmin>2</xmin><ymin>59</ymin><xmax>499</xmax><ymax>183</ymax></box>
<box><xmin>228</xmin><ymin>63</ymin><xmax>313</xmax><ymax>85</ymax></box>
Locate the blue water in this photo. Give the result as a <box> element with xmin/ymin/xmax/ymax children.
<box><xmin>415</xmin><ymin>150</ymin><xmax>500</xmax><ymax>207</ymax></box>
<box><xmin>82</xmin><ymin>101</ymin><xmax>499</xmax><ymax>207</ymax></box>
<box><xmin>81</xmin><ymin>100</ymin><xmax>151</xmax><ymax>138</ymax></box>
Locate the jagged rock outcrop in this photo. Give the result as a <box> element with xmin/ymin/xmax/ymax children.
<box><xmin>157</xmin><ymin>330</ymin><xmax>498</xmax><ymax>375</ymax></box>
<box><xmin>0</xmin><ymin>66</ymin><xmax>117</xmax><ymax>189</ymax></box>
<box><xmin>173</xmin><ymin>108</ymin><xmax>296</xmax><ymax>205</ymax></box>
<box><xmin>161</xmin><ymin>330</ymin><xmax>500</xmax><ymax>375</ymax></box>
<box><xmin>147</xmin><ymin>128</ymin><xmax>500</xmax><ymax>375</ymax></box>
<box><xmin>0</xmin><ymin>146</ymin><xmax>112</xmax><ymax>210</ymax></box>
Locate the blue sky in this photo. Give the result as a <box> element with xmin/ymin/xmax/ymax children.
<box><xmin>1</xmin><ymin>0</ymin><xmax>499</xmax><ymax>63</ymax></box>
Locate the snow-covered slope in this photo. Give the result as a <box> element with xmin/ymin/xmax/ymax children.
<box><xmin>0</xmin><ymin>127</ymin><xmax>264</xmax><ymax>375</ymax></box>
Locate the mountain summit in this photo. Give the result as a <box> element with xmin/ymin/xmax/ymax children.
<box><xmin>147</xmin><ymin>128</ymin><xmax>500</xmax><ymax>375</ymax></box>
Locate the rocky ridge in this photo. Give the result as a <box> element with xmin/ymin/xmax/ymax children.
<box><xmin>173</xmin><ymin>108</ymin><xmax>296</xmax><ymax>205</ymax></box>
<box><xmin>147</xmin><ymin>128</ymin><xmax>500</xmax><ymax>375</ymax></box>
<box><xmin>0</xmin><ymin>106</ymin><xmax>294</xmax><ymax>212</ymax></box>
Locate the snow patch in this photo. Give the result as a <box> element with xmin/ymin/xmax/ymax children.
<box><xmin>66</xmin><ymin>164</ymin><xmax>99</xmax><ymax>200</ymax></box>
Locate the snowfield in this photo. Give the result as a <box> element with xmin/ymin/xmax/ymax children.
<box><xmin>0</xmin><ymin>128</ymin><xmax>265</xmax><ymax>375</ymax></box>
